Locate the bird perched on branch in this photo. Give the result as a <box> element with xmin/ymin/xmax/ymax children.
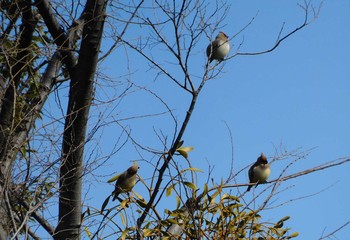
<box><xmin>247</xmin><ymin>153</ymin><xmax>270</xmax><ymax>191</ymax></box>
<box><xmin>206</xmin><ymin>31</ymin><xmax>230</xmax><ymax>63</ymax></box>
<box><xmin>112</xmin><ymin>164</ymin><xmax>139</xmax><ymax>201</ymax></box>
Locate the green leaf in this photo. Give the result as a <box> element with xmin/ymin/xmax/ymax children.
<box><xmin>220</xmin><ymin>193</ymin><xmax>230</xmax><ymax>201</ymax></box>
<box><xmin>289</xmin><ymin>232</ymin><xmax>299</xmax><ymax>238</ymax></box>
<box><xmin>134</xmin><ymin>191</ymin><xmax>144</xmax><ymax>200</ymax></box>
<box><xmin>143</xmin><ymin>228</ymin><xmax>153</xmax><ymax>237</ymax></box>
<box><xmin>164</xmin><ymin>209</ymin><xmax>171</xmax><ymax>215</ymax></box>
<box><xmin>121</xmin><ymin>228</ymin><xmax>128</xmax><ymax>240</ymax></box>
<box><xmin>275</xmin><ymin>216</ymin><xmax>290</xmax><ymax>228</ymax></box>
<box><xmin>176</xmin><ymin>146</ymin><xmax>194</xmax><ymax>158</ymax></box>
<box><xmin>229</xmin><ymin>195</ymin><xmax>240</xmax><ymax>202</ymax></box>
<box><xmin>176</xmin><ymin>195</ymin><xmax>181</xmax><ymax>209</ymax></box>
<box><xmin>167</xmin><ymin>218</ymin><xmax>178</xmax><ymax>224</ymax></box>
<box><xmin>209</xmin><ymin>190</ymin><xmax>219</xmax><ymax>205</ymax></box>
<box><xmin>107</xmin><ymin>173</ymin><xmax>121</xmax><ymax>183</ymax></box>
<box><xmin>279</xmin><ymin>216</ymin><xmax>290</xmax><ymax>222</ymax></box>
<box><xmin>274</xmin><ymin>221</ymin><xmax>283</xmax><ymax>228</ymax></box>
<box><xmin>203</xmin><ymin>183</ymin><xmax>208</xmax><ymax>196</ymax></box>
<box><xmin>134</xmin><ymin>191</ymin><xmax>147</xmax><ymax>208</ymax></box>
<box><xmin>84</xmin><ymin>226</ymin><xmax>92</xmax><ymax>238</ymax></box>
<box><xmin>121</xmin><ymin>199</ymin><xmax>129</xmax><ymax>209</ymax></box>
<box><xmin>166</xmin><ymin>184</ymin><xmax>176</xmax><ymax>197</ymax></box>
<box><xmin>176</xmin><ymin>140</ymin><xmax>184</xmax><ymax>149</ymax></box>
<box><xmin>183</xmin><ymin>181</ymin><xmax>197</xmax><ymax>190</ymax></box>
<box><xmin>20</xmin><ymin>146</ymin><xmax>26</xmax><ymax>157</ymax></box>
<box><xmin>181</xmin><ymin>167</ymin><xmax>203</xmax><ymax>173</ymax></box>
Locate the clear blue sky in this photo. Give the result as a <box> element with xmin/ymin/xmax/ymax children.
<box><xmin>77</xmin><ymin>0</ymin><xmax>350</xmax><ymax>239</ymax></box>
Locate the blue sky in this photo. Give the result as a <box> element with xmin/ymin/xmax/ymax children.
<box><xmin>74</xmin><ymin>0</ymin><xmax>350</xmax><ymax>239</ymax></box>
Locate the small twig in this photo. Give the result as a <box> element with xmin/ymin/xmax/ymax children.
<box><xmin>319</xmin><ymin>220</ymin><xmax>350</xmax><ymax>240</ymax></box>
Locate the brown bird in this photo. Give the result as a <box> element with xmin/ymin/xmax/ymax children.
<box><xmin>206</xmin><ymin>31</ymin><xmax>230</xmax><ymax>62</ymax></box>
<box><xmin>112</xmin><ymin>164</ymin><xmax>139</xmax><ymax>201</ymax></box>
<box><xmin>247</xmin><ymin>153</ymin><xmax>271</xmax><ymax>191</ymax></box>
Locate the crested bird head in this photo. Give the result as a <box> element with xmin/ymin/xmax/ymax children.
<box><xmin>127</xmin><ymin>164</ymin><xmax>139</xmax><ymax>175</ymax></box>
<box><xmin>258</xmin><ymin>153</ymin><xmax>268</xmax><ymax>164</ymax></box>
<box><xmin>217</xmin><ymin>31</ymin><xmax>228</xmax><ymax>40</ymax></box>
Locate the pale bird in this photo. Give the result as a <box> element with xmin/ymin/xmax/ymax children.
<box><xmin>247</xmin><ymin>153</ymin><xmax>271</xmax><ymax>191</ymax></box>
<box><xmin>112</xmin><ymin>164</ymin><xmax>139</xmax><ymax>201</ymax></box>
<box><xmin>206</xmin><ymin>31</ymin><xmax>230</xmax><ymax>62</ymax></box>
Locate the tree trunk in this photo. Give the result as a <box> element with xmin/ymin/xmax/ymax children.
<box><xmin>54</xmin><ymin>0</ymin><xmax>107</xmax><ymax>239</ymax></box>
<box><xmin>0</xmin><ymin>1</ymin><xmax>37</xmax><ymax>237</ymax></box>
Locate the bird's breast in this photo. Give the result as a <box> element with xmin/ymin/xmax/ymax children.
<box><xmin>253</xmin><ymin>166</ymin><xmax>270</xmax><ymax>181</ymax></box>
<box><xmin>216</xmin><ymin>41</ymin><xmax>230</xmax><ymax>57</ymax></box>
<box><xmin>123</xmin><ymin>175</ymin><xmax>137</xmax><ymax>191</ymax></box>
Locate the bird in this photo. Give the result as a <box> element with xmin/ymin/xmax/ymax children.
<box><xmin>206</xmin><ymin>31</ymin><xmax>230</xmax><ymax>63</ymax></box>
<box><xmin>247</xmin><ymin>153</ymin><xmax>271</xmax><ymax>191</ymax></box>
<box><xmin>112</xmin><ymin>164</ymin><xmax>139</xmax><ymax>201</ymax></box>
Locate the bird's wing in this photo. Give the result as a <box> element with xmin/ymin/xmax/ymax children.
<box><xmin>115</xmin><ymin>171</ymin><xmax>127</xmax><ymax>188</ymax></box>
<box><xmin>248</xmin><ymin>161</ymin><xmax>261</xmax><ymax>181</ymax></box>
<box><xmin>206</xmin><ymin>42</ymin><xmax>213</xmax><ymax>57</ymax></box>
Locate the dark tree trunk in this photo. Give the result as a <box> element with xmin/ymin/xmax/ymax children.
<box><xmin>0</xmin><ymin>1</ymin><xmax>37</xmax><ymax>237</ymax></box>
<box><xmin>54</xmin><ymin>0</ymin><xmax>107</xmax><ymax>239</ymax></box>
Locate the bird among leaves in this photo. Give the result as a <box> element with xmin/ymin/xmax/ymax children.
<box><xmin>112</xmin><ymin>164</ymin><xmax>139</xmax><ymax>201</ymax></box>
<box><xmin>206</xmin><ymin>31</ymin><xmax>230</xmax><ymax>63</ymax></box>
<box><xmin>247</xmin><ymin>153</ymin><xmax>271</xmax><ymax>191</ymax></box>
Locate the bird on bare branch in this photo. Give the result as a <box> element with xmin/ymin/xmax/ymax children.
<box><xmin>206</xmin><ymin>31</ymin><xmax>230</xmax><ymax>63</ymax></box>
<box><xmin>247</xmin><ymin>153</ymin><xmax>271</xmax><ymax>191</ymax></box>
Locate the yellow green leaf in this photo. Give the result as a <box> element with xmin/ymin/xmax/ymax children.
<box><xmin>177</xmin><ymin>149</ymin><xmax>188</xmax><ymax>158</ymax></box>
<box><xmin>107</xmin><ymin>173</ymin><xmax>121</xmax><ymax>183</ymax></box>
<box><xmin>176</xmin><ymin>146</ymin><xmax>194</xmax><ymax>158</ymax></box>
<box><xmin>176</xmin><ymin>195</ymin><xmax>181</xmax><ymax>209</ymax></box>
<box><xmin>183</xmin><ymin>181</ymin><xmax>197</xmax><ymax>190</ymax></box>
<box><xmin>176</xmin><ymin>140</ymin><xmax>184</xmax><ymax>149</ymax></box>
<box><xmin>181</xmin><ymin>167</ymin><xmax>203</xmax><ymax>173</ymax></box>
<box><xmin>143</xmin><ymin>228</ymin><xmax>153</xmax><ymax>237</ymax></box>
<box><xmin>167</xmin><ymin>218</ymin><xmax>178</xmax><ymax>224</ymax></box>
<box><xmin>166</xmin><ymin>184</ymin><xmax>176</xmax><ymax>197</ymax></box>
<box><xmin>164</xmin><ymin>209</ymin><xmax>171</xmax><ymax>215</ymax></box>
<box><xmin>210</xmin><ymin>190</ymin><xmax>220</xmax><ymax>205</ymax></box>
<box><xmin>134</xmin><ymin>191</ymin><xmax>143</xmax><ymax>200</ymax></box>
<box><xmin>220</xmin><ymin>193</ymin><xmax>230</xmax><ymax>201</ymax></box>
<box><xmin>121</xmin><ymin>199</ymin><xmax>129</xmax><ymax>209</ymax></box>
<box><xmin>289</xmin><ymin>232</ymin><xmax>299</xmax><ymax>238</ymax></box>
<box><xmin>279</xmin><ymin>216</ymin><xmax>290</xmax><ymax>222</ymax></box>
<box><xmin>84</xmin><ymin>226</ymin><xmax>92</xmax><ymax>238</ymax></box>
<box><xmin>202</xmin><ymin>184</ymin><xmax>208</xmax><ymax>196</ymax></box>
<box><xmin>121</xmin><ymin>229</ymin><xmax>128</xmax><ymax>240</ymax></box>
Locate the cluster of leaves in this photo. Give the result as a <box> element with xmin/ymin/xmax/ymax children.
<box><xmin>103</xmin><ymin>188</ymin><xmax>298</xmax><ymax>239</ymax></box>
<box><xmin>83</xmin><ymin>145</ymin><xmax>299</xmax><ymax>239</ymax></box>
